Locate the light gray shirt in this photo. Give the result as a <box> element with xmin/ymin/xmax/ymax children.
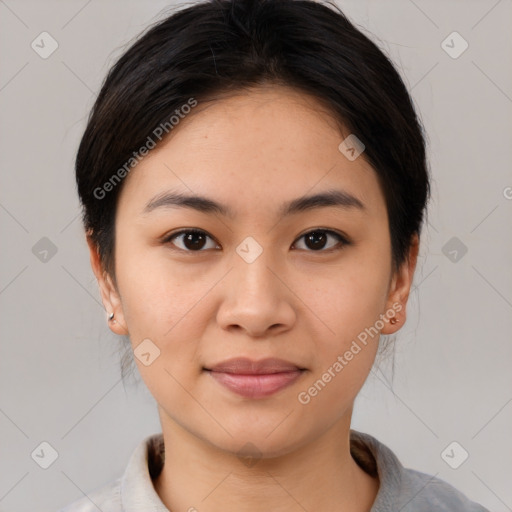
<box><xmin>57</xmin><ymin>429</ymin><xmax>490</xmax><ymax>511</ymax></box>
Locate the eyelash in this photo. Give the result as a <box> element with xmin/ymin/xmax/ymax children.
<box><xmin>161</xmin><ymin>228</ymin><xmax>351</xmax><ymax>254</ymax></box>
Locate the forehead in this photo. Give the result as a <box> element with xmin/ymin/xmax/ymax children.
<box><xmin>117</xmin><ymin>86</ymin><xmax>386</xmax><ymax>219</ymax></box>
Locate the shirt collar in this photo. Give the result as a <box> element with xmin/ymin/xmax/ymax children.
<box><xmin>350</xmin><ymin>429</ymin><xmax>402</xmax><ymax>511</ymax></box>
<box><xmin>121</xmin><ymin>433</ymin><xmax>168</xmax><ymax>512</ymax></box>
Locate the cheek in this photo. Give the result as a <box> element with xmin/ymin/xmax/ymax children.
<box><xmin>292</xmin><ymin>253</ymin><xmax>391</xmax><ymax>403</ymax></box>
<box><xmin>293</xmin><ymin>269</ymin><xmax>387</xmax><ymax>416</ymax></box>
<box><xmin>114</xmin><ymin>239</ymin><xmax>185</xmax><ymax>337</ymax></box>
<box><xmin>115</xmin><ymin>243</ymin><xmax>220</xmax><ymax>381</ymax></box>
<box><xmin>116</xmin><ymin>249</ymin><xmax>207</xmax><ymax>398</ymax></box>
<box><xmin>297</xmin><ymin>256</ymin><xmax>390</xmax><ymax>340</ymax></box>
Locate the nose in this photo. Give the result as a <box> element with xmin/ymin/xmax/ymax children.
<box><xmin>216</xmin><ymin>248</ymin><xmax>296</xmax><ymax>338</ymax></box>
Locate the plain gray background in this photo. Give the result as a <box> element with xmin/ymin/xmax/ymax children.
<box><xmin>0</xmin><ymin>0</ymin><xmax>511</xmax><ymax>511</ymax></box>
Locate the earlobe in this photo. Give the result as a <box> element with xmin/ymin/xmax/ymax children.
<box><xmin>105</xmin><ymin>309</ymin><xmax>128</xmax><ymax>336</ymax></box>
<box><xmin>86</xmin><ymin>235</ymin><xmax>129</xmax><ymax>336</ymax></box>
<box><xmin>101</xmin><ymin>271</ymin><xmax>129</xmax><ymax>336</ymax></box>
<box><xmin>380</xmin><ymin>234</ymin><xmax>419</xmax><ymax>335</ymax></box>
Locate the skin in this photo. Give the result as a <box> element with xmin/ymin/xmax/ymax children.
<box><xmin>88</xmin><ymin>85</ymin><xmax>419</xmax><ymax>512</ymax></box>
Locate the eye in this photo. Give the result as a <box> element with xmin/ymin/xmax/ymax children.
<box><xmin>162</xmin><ymin>228</ymin><xmax>350</xmax><ymax>253</ymax></box>
<box><xmin>163</xmin><ymin>229</ymin><xmax>219</xmax><ymax>252</ymax></box>
<box><xmin>292</xmin><ymin>228</ymin><xmax>350</xmax><ymax>252</ymax></box>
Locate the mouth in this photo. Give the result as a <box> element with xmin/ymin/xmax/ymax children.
<box><xmin>203</xmin><ymin>357</ymin><xmax>307</xmax><ymax>399</ymax></box>
<box><xmin>204</xmin><ymin>356</ymin><xmax>306</xmax><ymax>374</ymax></box>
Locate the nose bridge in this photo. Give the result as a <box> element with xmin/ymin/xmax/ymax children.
<box><xmin>232</xmin><ymin>238</ymin><xmax>280</xmax><ymax>301</ymax></box>
<box><xmin>216</xmin><ymin>238</ymin><xmax>295</xmax><ymax>336</ymax></box>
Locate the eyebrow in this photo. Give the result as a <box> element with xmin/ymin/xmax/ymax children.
<box><xmin>142</xmin><ymin>188</ymin><xmax>365</xmax><ymax>218</ymax></box>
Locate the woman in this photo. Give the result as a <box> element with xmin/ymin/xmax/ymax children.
<box><xmin>59</xmin><ymin>0</ymin><xmax>489</xmax><ymax>510</ymax></box>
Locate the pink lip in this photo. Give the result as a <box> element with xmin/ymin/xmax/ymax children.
<box><xmin>204</xmin><ymin>357</ymin><xmax>306</xmax><ymax>399</ymax></box>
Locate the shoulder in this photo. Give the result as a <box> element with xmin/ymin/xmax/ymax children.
<box><xmin>55</xmin><ymin>432</ymin><xmax>165</xmax><ymax>512</ymax></box>
<box><xmin>349</xmin><ymin>430</ymin><xmax>490</xmax><ymax>512</ymax></box>
<box><xmin>396</xmin><ymin>467</ymin><xmax>490</xmax><ymax>512</ymax></box>
<box><xmin>56</xmin><ymin>477</ymin><xmax>122</xmax><ymax>512</ymax></box>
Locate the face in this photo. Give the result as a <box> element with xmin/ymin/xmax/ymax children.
<box><xmin>89</xmin><ymin>85</ymin><xmax>417</xmax><ymax>458</ymax></box>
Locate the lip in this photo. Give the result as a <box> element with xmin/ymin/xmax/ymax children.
<box><xmin>204</xmin><ymin>357</ymin><xmax>306</xmax><ymax>399</ymax></box>
<box><xmin>205</xmin><ymin>357</ymin><xmax>305</xmax><ymax>374</ymax></box>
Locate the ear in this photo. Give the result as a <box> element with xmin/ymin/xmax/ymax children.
<box><xmin>86</xmin><ymin>234</ymin><xmax>128</xmax><ymax>336</ymax></box>
<box><xmin>380</xmin><ymin>233</ymin><xmax>419</xmax><ymax>335</ymax></box>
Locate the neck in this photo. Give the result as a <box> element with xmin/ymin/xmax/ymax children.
<box><xmin>153</xmin><ymin>414</ymin><xmax>379</xmax><ymax>512</ymax></box>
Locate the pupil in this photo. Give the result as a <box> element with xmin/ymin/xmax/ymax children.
<box><xmin>306</xmin><ymin>231</ymin><xmax>326</xmax><ymax>250</ymax></box>
<box><xmin>185</xmin><ymin>232</ymin><xmax>206</xmax><ymax>250</ymax></box>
